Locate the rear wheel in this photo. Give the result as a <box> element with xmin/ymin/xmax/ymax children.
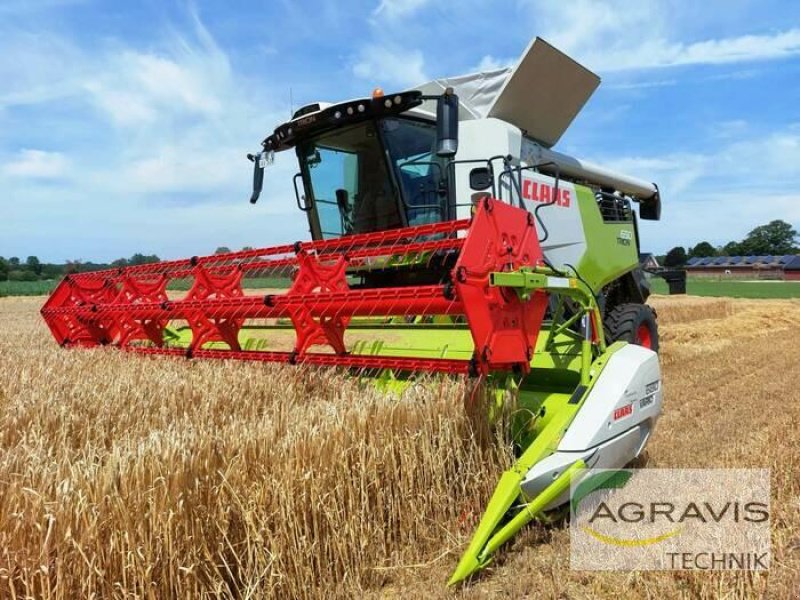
<box><xmin>604</xmin><ymin>303</ymin><xmax>659</xmax><ymax>352</ymax></box>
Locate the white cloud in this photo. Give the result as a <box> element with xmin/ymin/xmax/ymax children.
<box><xmin>0</xmin><ymin>7</ymin><xmax>306</xmax><ymax>262</ymax></box>
<box><xmin>595</xmin><ymin>29</ymin><xmax>800</xmax><ymax>71</ymax></box>
<box><xmin>602</xmin><ymin>129</ymin><xmax>800</xmax><ymax>197</ymax></box>
<box><xmin>83</xmin><ymin>14</ymin><xmax>230</xmax><ymax>126</ymax></box>
<box><xmin>640</xmin><ymin>191</ymin><xmax>800</xmax><ymax>253</ymax></box>
<box><xmin>597</xmin><ymin>128</ymin><xmax>800</xmax><ymax>251</ymax></box>
<box><xmin>474</xmin><ymin>55</ymin><xmax>512</xmax><ymax>72</ymax></box>
<box><xmin>600</xmin><ymin>153</ymin><xmax>708</xmax><ymax>197</ymax></box>
<box><xmin>709</xmin><ymin>119</ymin><xmax>750</xmax><ymax>139</ymax></box>
<box><xmin>83</xmin><ymin>51</ymin><xmax>225</xmax><ymax>125</ymax></box>
<box><xmin>372</xmin><ymin>0</ymin><xmax>432</xmax><ymax>20</ymax></box>
<box><xmin>528</xmin><ymin>0</ymin><xmax>800</xmax><ymax>72</ymax></box>
<box><xmin>0</xmin><ymin>33</ymin><xmax>87</xmax><ymax>108</ymax></box>
<box><xmin>73</xmin><ymin>9</ymin><xmax>286</xmax><ymax>199</ymax></box>
<box><xmin>605</xmin><ymin>79</ymin><xmax>678</xmax><ymax>91</ymax></box>
<box><xmin>352</xmin><ymin>43</ymin><xmax>427</xmax><ymax>88</ymax></box>
<box><xmin>670</xmin><ymin>29</ymin><xmax>800</xmax><ymax>67</ymax></box>
<box><xmin>118</xmin><ymin>145</ymin><xmax>241</xmax><ymax>193</ymax></box>
<box><xmin>2</xmin><ymin>149</ymin><xmax>70</xmax><ymax>179</ymax></box>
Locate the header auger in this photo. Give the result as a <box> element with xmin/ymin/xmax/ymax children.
<box><xmin>43</xmin><ymin>36</ymin><xmax>665</xmax><ymax>585</ymax></box>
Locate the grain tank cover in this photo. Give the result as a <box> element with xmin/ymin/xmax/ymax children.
<box><xmin>488</xmin><ymin>37</ymin><xmax>600</xmax><ymax>147</ymax></box>
<box><xmin>417</xmin><ymin>38</ymin><xmax>600</xmax><ymax>147</ymax></box>
<box><xmin>416</xmin><ymin>68</ymin><xmax>511</xmax><ymax>120</ymax></box>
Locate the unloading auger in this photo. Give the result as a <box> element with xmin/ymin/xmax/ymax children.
<box><xmin>43</xmin><ymin>37</ymin><xmax>665</xmax><ymax>585</ymax></box>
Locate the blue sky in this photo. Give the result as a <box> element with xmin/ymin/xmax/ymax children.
<box><xmin>2</xmin><ymin>0</ymin><xmax>800</xmax><ymax>262</ymax></box>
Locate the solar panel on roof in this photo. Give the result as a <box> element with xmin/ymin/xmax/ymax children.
<box><xmin>699</xmin><ymin>257</ymin><xmax>713</xmax><ymax>266</ymax></box>
<box><xmin>686</xmin><ymin>257</ymin><xmax>701</xmax><ymax>266</ymax></box>
<box><xmin>785</xmin><ymin>255</ymin><xmax>800</xmax><ymax>270</ymax></box>
<box><xmin>714</xmin><ymin>257</ymin><xmax>727</xmax><ymax>265</ymax></box>
<box><xmin>744</xmin><ymin>256</ymin><xmax>757</xmax><ymax>264</ymax></box>
<box><xmin>729</xmin><ymin>256</ymin><xmax>743</xmax><ymax>265</ymax></box>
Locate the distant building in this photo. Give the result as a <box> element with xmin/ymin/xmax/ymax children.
<box><xmin>685</xmin><ymin>255</ymin><xmax>800</xmax><ymax>280</ymax></box>
<box><xmin>785</xmin><ymin>255</ymin><xmax>800</xmax><ymax>281</ymax></box>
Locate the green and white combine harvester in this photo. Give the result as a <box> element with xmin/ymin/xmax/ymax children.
<box><xmin>42</xmin><ymin>38</ymin><xmax>665</xmax><ymax>584</ymax></box>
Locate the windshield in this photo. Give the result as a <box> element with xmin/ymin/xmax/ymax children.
<box><xmin>381</xmin><ymin>117</ymin><xmax>445</xmax><ymax>227</ymax></box>
<box><xmin>299</xmin><ymin>121</ymin><xmax>402</xmax><ymax>238</ymax></box>
<box><xmin>298</xmin><ymin>117</ymin><xmax>445</xmax><ymax>239</ymax></box>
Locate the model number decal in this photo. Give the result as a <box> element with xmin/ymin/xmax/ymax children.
<box><xmin>640</xmin><ymin>394</ymin><xmax>655</xmax><ymax>409</ymax></box>
<box><xmin>613</xmin><ymin>404</ymin><xmax>633</xmax><ymax>421</ymax></box>
<box><xmin>645</xmin><ymin>380</ymin><xmax>660</xmax><ymax>395</ymax></box>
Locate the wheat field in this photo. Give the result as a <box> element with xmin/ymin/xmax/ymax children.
<box><xmin>0</xmin><ymin>295</ymin><xmax>798</xmax><ymax>599</ymax></box>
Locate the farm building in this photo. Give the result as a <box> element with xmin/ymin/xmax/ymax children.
<box><xmin>686</xmin><ymin>254</ymin><xmax>800</xmax><ymax>280</ymax></box>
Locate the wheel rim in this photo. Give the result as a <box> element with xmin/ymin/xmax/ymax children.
<box><xmin>635</xmin><ymin>323</ymin><xmax>652</xmax><ymax>349</ymax></box>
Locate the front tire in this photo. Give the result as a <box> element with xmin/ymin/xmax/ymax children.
<box><xmin>604</xmin><ymin>303</ymin><xmax>659</xmax><ymax>352</ymax></box>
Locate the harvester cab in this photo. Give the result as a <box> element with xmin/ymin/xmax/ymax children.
<box><xmin>42</xmin><ymin>37</ymin><xmax>665</xmax><ymax>585</ymax></box>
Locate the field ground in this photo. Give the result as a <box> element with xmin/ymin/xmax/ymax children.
<box><xmin>649</xmin><ymin>276</ymin><xmax>800</xmax><ymax>298</ymax></box>
<box><xmin>0</xmin><ymin>295</ymin><xmax>798</xmax><ymax>598</ymax></box>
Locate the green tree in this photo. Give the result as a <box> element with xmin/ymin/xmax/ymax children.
<box><xmin>215</xmin><ymin>246</ymin><xmax>231</xmax><ymax>255</ymax></box>
<box><xmin>740</xmin><ymin>220</ymin><xmax>798</xmax><ymax>255</ymax></box>
<box><xmin>8</xmin><ymin>270</ymin><xmax>37</xmax><ymax>282</ymax></box>
<box><xmin>40</xmin><ymin>263</ymin><xmax>62</xmax><ymax>279</ymax></box>
<box><xmin>128</xmin><ymin>253</ymin><xmax>160</xmax><ymax>266</ymax></box>
<box><xmin>26</xmin><ymin>255</ymin><xmax>42</xmax><ymax>276</ymax></box>
<box><xmin>688</xmin><ymin>241</ymin><xmax>716</xmax><ymax>258</ymax></box>
<box><xmin>722</xmin><ymin>241</ymin><xmax>744</xmax><ymax>256</ymax></box>
<box><xmin>65</xmin><ymin>260</ymin><xmax>82</xmax><ymax>275</ymax></box>
<box><xmin>664</xmin><ymin>246</ymin><xmax>687</xmax><ymax>267</ymax></box>
<box><xmin>8</xmin><ymin>256</ymin><xmax>20</xmax><ymax>267</ymax></box>
<box><xmin>0</xmin><ymin>258</ymin><xmax>8</xmax><ymax>281</ymax></box>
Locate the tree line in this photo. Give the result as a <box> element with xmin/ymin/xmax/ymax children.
<box><xmin>0</xmin><ymin>246</ymin><xmax>256</xmax><ymax>282</ymax></box>
<box><xmin>662</xmin><ymin>219</ymin><xmax>799</xmax><ymax>267</ymax></box>
<box><xmin>0</xmin><ymin>253</ymin><xmax>163</xmax><ymax>282</ymax></box>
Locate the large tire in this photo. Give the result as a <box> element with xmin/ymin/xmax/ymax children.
<box><xmin>604</xmin><ymin>303</ymin><xmax>659</xmax><ymax>353</ymax></box>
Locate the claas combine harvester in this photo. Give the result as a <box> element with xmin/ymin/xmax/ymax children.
<box><xmin>42</xmin><ymin>38</ymin><xmax>666</xmax><ymax>585</ymax></box>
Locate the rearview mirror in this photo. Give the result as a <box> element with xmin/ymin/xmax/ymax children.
<box><xmin>436</xmin><ymin>88</ymin><xmax>459</xmax><ymax>158</ymax></box>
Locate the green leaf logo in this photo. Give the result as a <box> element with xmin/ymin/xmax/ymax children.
<box><xmin>571</xmin><ymin>469</ymin><xmax>632</xmax><ymax>515</ymax></box>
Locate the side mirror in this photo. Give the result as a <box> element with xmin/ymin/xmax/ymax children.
<box><xmin>436</xmin><ymin>88</ymin><xmax>459</xmax><ymax>158</ymax></box>
<box><xmin>469</xmin><ymin>167</ymin><xmax>493</xmax><ymax>191</ymax></box>
<box><xmin>248</xmin><ymin>152</ymin><xmax>265</xmax><ymax>204</ymax></box>
<box><xmin>247</xmin><ymin>150</ymin><xmax>274</xmax><ymax>204</ymax></box>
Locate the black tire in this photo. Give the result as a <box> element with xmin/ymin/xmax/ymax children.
<box><xmin>604</xmin><ymin>303</ymin><xmax>659</xmax><ymax>353</ymax></box>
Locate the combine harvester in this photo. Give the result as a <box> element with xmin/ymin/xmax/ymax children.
<box><xmin>42</xmin><ymin>38</ymin><xmax>664</xmax><ymax>585</ymax></box>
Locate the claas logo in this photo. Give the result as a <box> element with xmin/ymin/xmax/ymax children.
<box><xmin>521</xmin><ymin>178</ymin><xmax>571</xmax><ymax>207</ymax></box>
<box><xmin>613</xmin><ymin>404</ymin><xmax>633</xmax><ymax>421</ymax></box>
